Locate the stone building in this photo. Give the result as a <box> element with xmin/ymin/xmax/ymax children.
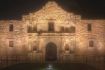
<box><xmin>0</xmin><ymin>0</ymin><xmax>105</xmax><ymax>66</ymax></box>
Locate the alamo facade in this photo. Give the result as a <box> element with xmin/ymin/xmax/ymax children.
<box><xmin>0</xmin><ymin>1</ymin><xmax>105</xmax><ymax>69</ymax></box>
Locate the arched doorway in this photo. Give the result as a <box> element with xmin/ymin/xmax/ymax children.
<box><xmin>45</xmin><ymin>42</ymin><xmax>57</xmax><ymax>62</ymax></box>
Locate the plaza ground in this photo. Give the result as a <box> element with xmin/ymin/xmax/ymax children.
<box><xmin>0</xmin><ymin>63</ymin><xmax>97</xmax><ymax>70</ymax></box>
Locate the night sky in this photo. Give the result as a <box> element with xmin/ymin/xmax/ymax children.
<box><xmin>0</xmin><ymin>0</ymin><xmax>105</xmax><ymax>20</ymax></box>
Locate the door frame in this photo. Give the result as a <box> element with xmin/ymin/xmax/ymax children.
<box><xmin>45</xmin><ymin>42</ymin><xmax>57</xmax><ymax>62</ymax></box>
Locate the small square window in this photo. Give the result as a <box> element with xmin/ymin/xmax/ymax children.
<box><xmin>65</xmin><ymin>44</ymin><xmax>69</xmax><ymax>51</ymax></box>
<box><xmin>9</xmin><ymin>41</ymin><xmax>14</xmax><ymax>47</ymax></box>
<box><xmin>33</xmin><ymin>46</ymin><xmax>37</xmax><ymax>51</ymax></box>
<box><xmin>89</xmin><ymin>41</ymin><xmax>94</xmax><ymax>47</ymax></box>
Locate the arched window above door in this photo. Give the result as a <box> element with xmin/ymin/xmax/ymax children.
<box><xmin>48</xmin><ymin>22</ymin><xmax>55</xmax><ymax>32</ymax></box>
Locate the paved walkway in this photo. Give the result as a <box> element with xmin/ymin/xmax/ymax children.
<box><xmin>0</xmin><ymin>63</ymin><xmax>97</xmax><ymax>70</ymax></box>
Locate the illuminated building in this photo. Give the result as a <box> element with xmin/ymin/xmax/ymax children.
<box><xmin>0</xmin><ymin>1</ymin><xmax>105</xmax><ymax>69</ymax></box>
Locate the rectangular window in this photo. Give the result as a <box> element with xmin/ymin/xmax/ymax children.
<box><xmin>33</xmin><ymin>26</ymin><xmax>37</xmax><ymax>32</ymax></box>
<box><xmin>87</xmin><ymin>24</ymin><xmax>92</xmax><ymax>32</ymax></box>
<box><xmin>28</xmin><ymin>26</ymin><xmax>32</xmax><ymax>33</ymax></box>
<box><xmin>48</xmin><ymin>22</ymin><xmax>54</xmax><ymax>32</ymax></box>
<box><xmin>89</xmin><ymin>41</ymin><xmax>94</xmax><ymax>47</ymax></box>
<box><xmin>9</xmin><ymin>41</ymin><xmax>14</xmax><ymax>47</ymax></box>
<box><xmin>60</xmin><ymin>26</ymin><xmax>65</xmax><ymax>32</ymax></box>
<box><xmin>9</xmin><ymin>24</ymin><xmax>13</xmax><ymax>32</ymax></box>
<box><xmin>33</xmin><ymin>46</ymin><xmax>37</xmax><ymax>51</ymax></box>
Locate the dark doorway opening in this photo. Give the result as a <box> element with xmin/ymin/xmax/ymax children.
<box><xmin>45</xmin><ymin>42</ymin><xmax>57</xmax><ymax>62</ymax></box>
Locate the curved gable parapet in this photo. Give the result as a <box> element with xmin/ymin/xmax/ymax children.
<box><xmin>22</xmin><ymin>1</ymin><xmax>81</xmax><ymax>21</ymax></box>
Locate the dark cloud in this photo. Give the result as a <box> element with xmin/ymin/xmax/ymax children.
<box><xmin>0</xmin><ymin>0</ymin><xmax>105</xmax><ymax>20</ymax></box>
